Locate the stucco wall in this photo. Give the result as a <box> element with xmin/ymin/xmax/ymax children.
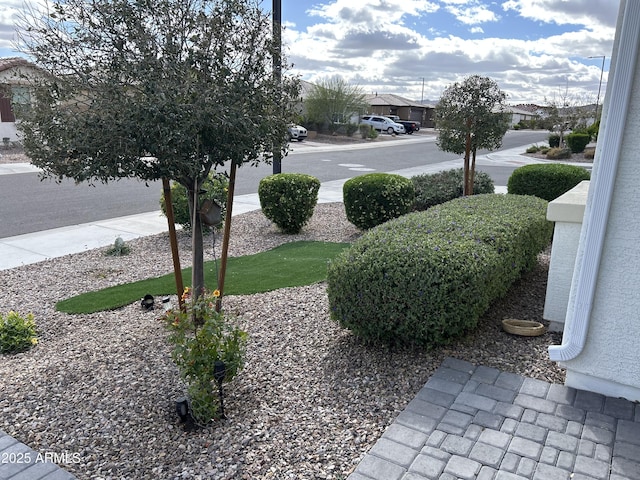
<box><xmin>561</xmin><ymin>0</ymin><xmax>640</xmax><ymax>400</ymax></box>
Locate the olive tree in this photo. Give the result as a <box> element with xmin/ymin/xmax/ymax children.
<box><xmin>435</xmin><ymin>75</ymin><xmax>510</xmax><ymax>195</ymax></box>
<box><xmin>16</xmin><ymin>0</ymin><xmax>299</xmax><ymax>301</ymax></box>
<box><xmin>304</xmin><ymin>76</ymin><xmax>368</xmax><ymax>133</ymax></box>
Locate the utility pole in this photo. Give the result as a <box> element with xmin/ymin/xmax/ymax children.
<box><xmin>589</xmin><ymin>55</ymin><xmax>606</xmax><ymax>123</ymax></box>
<box><xmin>272</xmin><ymin>0</ymin><xmax>282</xmax><ymax>174</ymax></box>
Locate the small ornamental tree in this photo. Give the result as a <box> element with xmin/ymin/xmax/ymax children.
<box><xmin>304</xmin><ymin>76</ymin><xmax>368</xmax><ymax>133</ymax></box>
<box><xmin>435</xmin><ymin>75</ymin><xmax>510</xmax><ymax>196</ymax></box>
<box><xmin>16</xmin><ymin>0</ymin><xmax>299</xmax><ymax>301</ymax></box>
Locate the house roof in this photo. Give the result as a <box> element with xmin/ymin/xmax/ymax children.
<box><xmin>366</xmin><ymin>93</ymin><xmax>435</xmax><ymax>109</ymax></box>
<box><xmin>0</xmin><ymin>57</ymin><xmax>33</xmax><ymax>74</ymax></box>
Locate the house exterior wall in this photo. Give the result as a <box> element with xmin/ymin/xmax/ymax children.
<box><xmin>0</xmin><ymin>63</ymin><xmax>41</xmax><ymax>141</ymax></box>
<box><xmin>557</xmin><ymin>0</ymin><xmax>640</xmax><ymax>401</ymax></box>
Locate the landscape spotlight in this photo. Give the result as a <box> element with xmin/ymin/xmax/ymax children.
<box><xmin>141</xmin><ymin>294</ymin><xmax>155</xmax><ymax>310</ymax></box>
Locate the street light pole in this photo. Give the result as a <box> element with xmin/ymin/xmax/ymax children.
<box><xmin>272</xmin><ymin>0</ymin><xmax>282</xmax><ymax>174</ymax></box>
<box><xmin>589</xmin><ymin>55</ymin><xmax>606</xmax><ymax>122</ymax></box>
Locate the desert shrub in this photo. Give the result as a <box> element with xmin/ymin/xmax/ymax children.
<box><xmin>548</xmin><ymin>133</ymin><xmax>561</xmax><ymax>148</ymax></box>
<box><xmin>160</xmin><ymin>173</ymin><xmax>228</xmax><ymax>231</ymax></box>
<box><xmin>546</xmin><ymin>147</ymin><xmax>572</xmax><ymax>160</ymax></box>
<box><xmin>584</xmin><ymin>147</ymin><xmax>596</xmax><ymax>160</ymax></box>
<box><xmin>411</xmin><ymin>169</ymin><xmax>494</xmax><ymax>211</ymax></box>
<box><xmin>343</xmin><ymin>173</ymin><xmax>415</xmax><ymax>230</ymax></box>
<box><xmin>540</xmin><ymin>146</ymin><xmax>550</xmax><ymax>154</ymax></box>
<box><xmin>507</xmin><ymin>163</ymin><xmax>591</xmax><ymax>201</ymax></box>
<box><xmin>359</xmin><ymin>124</ymin><xmax>377</xmax><ymax>139</ymax></box>
<box><xmin>0</xmin><ymin>311</ymin><xmax>38</xmax><ymax>354</ymax></box>
<box><xmin>259</xmin><ymin>173</ymin><xmax>320</xmax><ymax>234</ymax></box>
<box><xmin>526</xmin><ymin>145</ymin><xmax>540</xmax><ymax>153</ymax></box>
<box><xmin>565</xmin><ymin>133</ymin><xmax>591</xmax><ymax>153</ymax></box>
<box><xmin>327</xmin><ymin>194</ymin><xmax>553</xmax><ymax>347</ymax></box>
<box><xmin>345</xmin><ymin>122</ymin><xmax>359</xmax><ymax>137</ymax></box>
<box><xmin>105</xmin><ymin>237</ymin><xmax>130</xmax><ymax>256</ymax></box>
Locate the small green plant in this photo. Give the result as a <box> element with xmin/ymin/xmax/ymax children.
<box><xmin>105</xmin><ymin>237</ymin><xmax>130</xmax><ymax>256</ymax></box>
<box><xmin>526</xmin><ymin>145</ymin><xmax>540</xmax><ymax>153</ymax></box>
<box><xmin>160</xmin><ymin>173</ymin><xmax>229</xmax><ymax>231</ymax></box>
<box><xmin>0</xmin><ymin>311</ymin><xmax>38</xmax><ymax>354</ymax></box>
<box><xmin>343</xmin><ymin>173</ymin><xmax>415</xmax><ymax>230</ymax></box>
<box><xmin>259</xmin><ymin>173</ymin><xmax>320</xmax><ymax>234</ymax></box>
<box><xmin>163</xmin><ymin>289</ymin><xmax>247</xmax><ymax>425</ymax></box>
<box><xmin>540</xmin><ymin>146</ymin><xmax>550</xmax><ymax>154</ymax></box>
<box><xmin>345</xmin><ymin>122</ymin><xmax>359</xmax><ymax>137</ymax></box>
<box><xmin>507</xmin><ymin>163</ymin><xmax>591</xmax><ymax>201</ymax></box>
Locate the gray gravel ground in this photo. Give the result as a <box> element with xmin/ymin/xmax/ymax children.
<box><xmin>0</xmin><ymin>202</ymin><xmax>564</xmax><ymax>479</ymax></box>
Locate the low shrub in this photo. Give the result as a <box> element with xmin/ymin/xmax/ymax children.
<box><xmin>327</xmin><ymin>194</ymin><xmax>553</xmax><ymax>347</ymax></box>
<box><xmin>540</xmin><ymin>146</ymin><xmax>550</xmax><ymax>154</ymax></box>
<box><xmin>163</xmin><ymin>289</ymin><xmax>247</xmax><ymax>425</ymax></box>
<box><xmin>548</xmin><ymin>134</ymin><xmax>561</xmax><ymax>148</ymax></box>
<box><xmin>0</xmin><ymin>311</ymin><xmax>38</xmax><ymax>354</ymax></box>
<box><xmin>546</xmin><ymin>147</ymin><xmax>572</xmax><ymax>160</ymax></box>
<box><xmin>359</xmin><ymin>124</ymin><xmax>377</xmax><ymax>139</ymax></box>
<box><xmin>105</xmin><ymin>237</ymin><xmax>130</xmax><ymax>256</ymax></box>
<box><xmin>259</xmin><ymin>173</ymin><xmax>320</xmax><ymax>234</ymax></box>
<box><xmin>343</xmin><ymin>173</ymin><xmax>415</xmax><ymax>230</ymax></box>
<box><xmin>507</xmin><ymin>163</ymin><xmax>591</xmax><ymax>201</ymax></box>
<box><xmin>565</xmin><ymin>133</ymin><xmax>591</xmax><ymax>153</ymax></box>
<box><xmin>345</xmin><ymin>123</ymin><xmax>359</xmax><ymax>137</ymax></box>
<box><xmin>160</xmin><ymin>173</ymin><xmax>229</xmax><ymax>231</ymax></box>
<box><xmin>526</xmin><ymin>145</ymin><xmax>540</xmax><ymax>153</ymax></box>
<box><xmin>411</xmin><ymin>169</ymin><xmax>494</xmax><ymax>211</ymax></box>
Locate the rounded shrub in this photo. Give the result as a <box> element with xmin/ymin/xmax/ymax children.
<box><xmin>160</xmin><ymin>173</ymin><xmax>228</xmax><ymax>231</ymax></box>
<box><xmin>548</xmin><ymin>133</ymin><xmax>561</xmax><ymax>148</ymax></box>
<box><xmin>507</xmin><ymin>163</ymin><xmax>591</xmax><ymax>201</ymax></box>
<box><xmin>327</xmin><ymin>194</ymin><xmax>553</xmax><ymax>347</ymax></box>
<box><xmin>258</xmin><ymin>173</ymin><xmax>320</xmax><ymax>234</ymax></box>
<box><xmin>343</xmin><ymin>173</ymin><xmax>415</xmax><ymax>230</ymax></box>
<box><xmin>411</xmin><ymin>168</ymin><xmax>494</xmax><ymax>211</ymax></box>
<box><xmin>565</xmin><ymin>133</ymin><xmax>591</xmax><ymax>153</ymax></box>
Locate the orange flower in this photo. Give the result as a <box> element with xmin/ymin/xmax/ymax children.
<box><xmin>213</xmin><ymin>289</ymin><xmax>220</xmax><ymax>298</ymax></box>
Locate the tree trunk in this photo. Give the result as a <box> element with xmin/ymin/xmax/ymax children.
<box><xmin>463</xmin><ymin>126</ymin><xmax>472</xmax><ymax>196</ymax></box>
<box><xmin>469</xmin><ymin>148</ymin><xmax>477</xmax><ymax>196</ymax></box>
<box><xmin>188</xmin><ymin>187</ymin><xmax>206</xmax><ymax>307</ymax></box>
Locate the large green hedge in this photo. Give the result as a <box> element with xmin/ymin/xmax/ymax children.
<box><xmin>327</xmin><ymin>194</ymin><xmax>553</xmax><ymax>347</ymax></box>
<box><xmin>507</xmin><ymin>163</ymin><xmax>590</xmax><ymax>201</ymax></box>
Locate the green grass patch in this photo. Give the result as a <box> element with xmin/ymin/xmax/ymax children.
<box><xmin>57</xmin><ymin>241</ymin><xmax>350</xmax><ymax>314</ymax></box>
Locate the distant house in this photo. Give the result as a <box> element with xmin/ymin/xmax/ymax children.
<box><xmin>0</xmin><ymin>57</ymin><xmax>41</xmax><ymax>142</ymax></box>
<box><xmin>504</xmin><ymin>105</ymin><xmax>537</xmax><ymax>126</ymax></box>
<box><xmin>365</xmin><ymin>93</ymin><xmax>435</xmax><ymax>128</ymax></box>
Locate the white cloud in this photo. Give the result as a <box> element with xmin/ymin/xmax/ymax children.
<box><xmin>501</xmin><ymin>0</ymin><xmax>619</xmax><ymax>28</ymax></box>
<box><xmin>443</xmin><ymin>0</ymin><xmax>499</xmax><ymax>25</ymax></box>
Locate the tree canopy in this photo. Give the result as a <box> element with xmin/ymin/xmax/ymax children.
<box><xmin>16</xmin><ymin>0</ymin><xmax>300</xmax><ymax>297</ymax></box>
<box><xmin>435</xmin><ymin>75</ymin><xmax>510</xmax><ymax>195</ymax></box>
<box><xmin>303</xmin><ymin>76</ymin><xmax>367</xmax><ymax>132</ymax></box>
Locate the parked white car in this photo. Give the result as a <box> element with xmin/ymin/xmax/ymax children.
<box><xmin>360</xmin><ymin>115</ymin><xmax>405</xmax><ymax>134</ymax></box>
<box><xmin>288</xmin><ymin>124</ymin><xmax>308</xmax><ymax>141</ymax></box>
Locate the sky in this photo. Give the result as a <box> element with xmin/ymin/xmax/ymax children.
<box><xmin>0</xmin><ymin>0</ymin><xmax>621</xmax><ymax>105</ymax></box>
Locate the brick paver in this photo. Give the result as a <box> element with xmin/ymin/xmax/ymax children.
<box><xmin>0</xmin><ymin>430</ymin><xmax>76</xmax><ymax>480</ymax></box>
<box><xmin>348</xmin><ymin>357</ymin><xmax>640</xmax><ymax>480</ymax></box>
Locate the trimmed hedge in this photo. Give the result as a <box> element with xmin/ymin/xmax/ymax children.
<box><xmin>411</xmin><ymin>168</ymin><xmax>494</xmax><ymax>211</ymax></box>
<box><xmin>327</xmin><ymin>194</ymin><xmax>553</xmax><ymax>347</ymax></box>
<box><xmin>258</xmin><ymin>173</ymin><xmax>320</xmax><ymax>234</ymax></box>
<box><xmin>565</xmin><ymin>133</ymin><xmax>591</xmax><ymax>153</ymax></box>
<box><xmin>343</xmin><ymin>173</ymin><xmax>415</xmax><ymax>230</ymax></box>
<box><xmin>507</xmin><ymin>163</ymin><xmax>590</xmax><ymax>201</ymax></box>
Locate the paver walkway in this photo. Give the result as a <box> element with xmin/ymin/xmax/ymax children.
<box><xmin>349</xmin><ymin>357</ymin><xmax>640</xmax><ymax>480</ymax></box>
<box><xmin>0</xmin><ymin>430</ymin><xmax>76</xmax><ymax>479</ymax></box>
